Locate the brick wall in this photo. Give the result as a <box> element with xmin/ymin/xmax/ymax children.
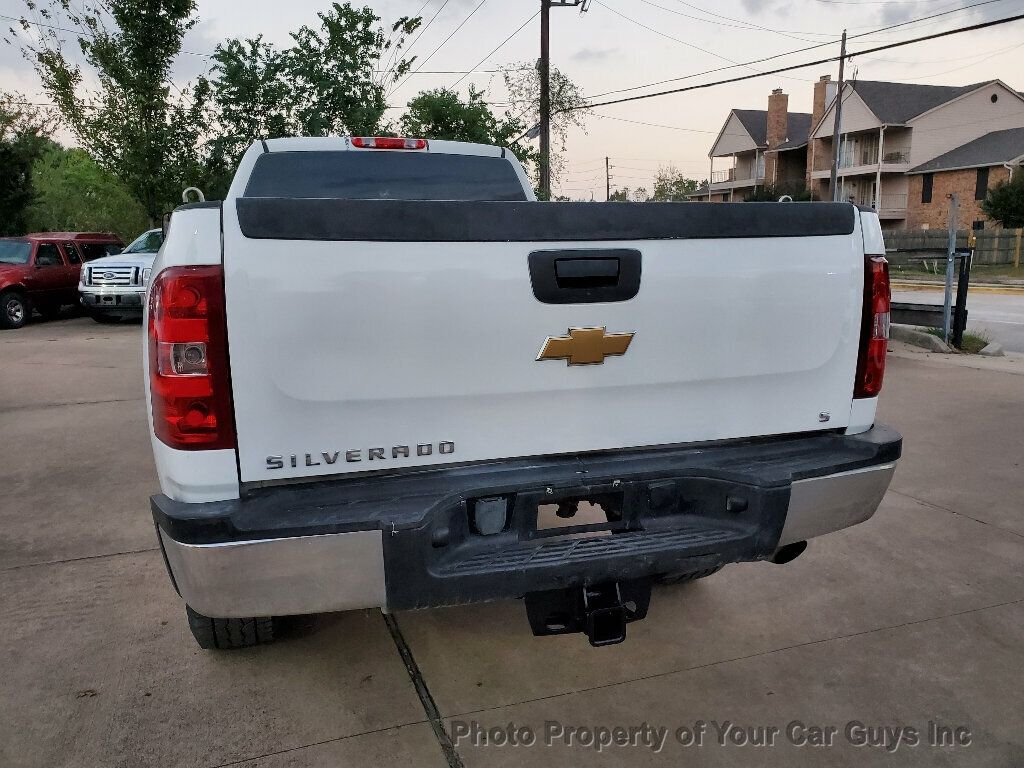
<box><xmin>905</xmin><ymin>165</ymin><xmax>1010</xmax><ymax>230</ymax></box>
<box><xmin>764</xmin><ymin>89</ymin><xmax>789</xmax><ymax>184</ymax></box>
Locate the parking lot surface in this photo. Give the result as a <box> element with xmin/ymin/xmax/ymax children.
<box><xmin>2</xmin><ymin>317</ymin><xmax>1022</xmax><ymax>767</ymax></box>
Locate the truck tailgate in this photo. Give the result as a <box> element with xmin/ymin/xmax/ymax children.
<box><xmin>222</xmin><ymin>200</ymin><xmax>865</xmax><ymax>484</ymax></box>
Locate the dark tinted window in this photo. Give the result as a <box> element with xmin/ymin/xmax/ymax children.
<box><xmin>0</xmin><ymin>240</ymin><xmax>31</xmax><ymax>265</ymax></box>
<box><xmin>975</xmin><ymin>167</ymin><xmax>989</xmax><ymax>200</ymax></box>
<box><xmin>35</xmin><ymin>244</ymin><xmax>63</xmax><ymax>266</ymax></box>
<box><xmin>78</xmin><ymin>242</ymin><xmax>121</xmax><ymax>261</ymax></box>
<box><xmin>921</xmin><ymin>173</ymin><xmax>933</xmax><ymax>204</ymax></box>
<box><xmin>64</xmin><ymin>243</ymin><xmax>81</xmax><ymax>264</ymax></box>
<box><xmin>244</xmin><ymin>151</ymin><xmax>528</xmax><ymax>202</ymax></box>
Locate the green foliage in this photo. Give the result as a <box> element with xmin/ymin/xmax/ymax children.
<box><xmin>981</xmin><ymin>171</ymin><xmax>1024</xmax><ymax>228</ymax></box>
<box><xmin>26</xmin><ymin>144</ymin><xmax>149</xmax><ymax>241</ymax></box>
<box><xmin>608</xmin><ymin>187</ymin><xmax>650</xmax><ymax>202</ymax></box>
<box><xmin>23</xmin><ymin>0</ymin><xmax>208</xmax><ymax>222</ymax></box>
<box><xmin>500</xmin><ymin>62</ymin><xmax>591</xmax><ymax>197</ymax></box>
<box><xmin>0</xmin><ymin>92</ymin><xmax>56</xmax><ymax>235</ymax></box>
<box><xmin>203</xmin><ymin>3</ymin><xmax>420</xmax><ymax>175</ymax></box>
<box><xmin>398</xmin><ymin>87</ymin><xmax>536</xmax><ymax>167</ymax></box>
<box><xmin>650</xmin><ymin>166</ymin><xmax>700</xmax><ymax>201</ymax></box>
<box><xmin>743</xmin><ymin>183</ymin><xmax>812</xmax><ymax>202</ymax></box>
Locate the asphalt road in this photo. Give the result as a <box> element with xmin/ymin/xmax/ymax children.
<box><xmin>2</xmin><ymin>316</ymin><xmax>1023</xmax><ymax>767</ymax></box>
<box><xmin>892</xmin><ymin>288</ymin><xmax>1024</xmax><ymax>352</ymax></box>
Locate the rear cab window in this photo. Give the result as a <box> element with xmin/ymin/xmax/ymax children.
<box><xmin>243</xmin><ymin>151</ymin><xmax>529</xmax><ymax>202</ymax></box>
<box><xmin>77</xmin><ymin>242</ymin><xmax>122</xmax><ymax>261</ymax></box>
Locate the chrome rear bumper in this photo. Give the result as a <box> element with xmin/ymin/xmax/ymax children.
<box><xmin>157</xmin><ymin>453</ymin><xmax>897</xmax><ymax>619</ymax></box>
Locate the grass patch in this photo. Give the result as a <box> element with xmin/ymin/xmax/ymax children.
<box><xmin>924</xmin><ymin>327</ymin><xmax>991</xmax><ymax>354</ymax></box>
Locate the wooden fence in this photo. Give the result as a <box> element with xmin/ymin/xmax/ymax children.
<box><xmin>884</xmin><ymin>228</ymin><xmax>1023</xmax><ymax>267</ymax></box>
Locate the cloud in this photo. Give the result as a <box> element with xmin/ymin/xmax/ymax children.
<box><xmin>571</xmin><ymin>46</ymin><xmax>619</xmax><ymax>62</ymax></box>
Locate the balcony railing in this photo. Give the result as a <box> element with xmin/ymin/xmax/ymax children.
<box><xmin>710</xmin><ymin>169</ymin><xmax>765</xmax><ymax>186</ymax></box>
<box><xmin>711</xmin><ymin>169</ymin><xmax>733</xmax><ymax>184</ymax></box>
<box><xmin>838</xmin><ymin>146</ymin><xmax>911</xmax><ymax>168</ymax></box>
<box><xmin>877</xmin><ymin>192</ymin><xmax>908</xmax><ymax>210</ymax></box>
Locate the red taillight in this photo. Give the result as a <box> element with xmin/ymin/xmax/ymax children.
<box><xmin>854</xmin><ymin>256</ymin><xmax>890</xmax><ymax>399</ymax></box>
<box><xmin>351</xmin><ymin>136</ymin><xmax>427</xmax><ymax>150</ymax></box>
<box><xmin>148</xmin><ymin>266</ymin><xmax>236</xmax><ymax>450</ymax></box>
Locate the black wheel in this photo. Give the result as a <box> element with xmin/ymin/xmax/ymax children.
<box><xmin>655</xmin><ymin>565</ymin><xmax>724</xmax><ymax>586</ymax></box>
<box><xmin>0</xmin><ymin>290</ymin><xmax>29</xmax><ymax>329</ymax></box>
<box><xmin>185</xmin><ymin>605</ymin><xmax>275</xmax><ymax>650</ymax></box>
<box><xmin>89</xmin><ymin>312</ymin><xmax>121</xmax><ymax>324</ymax></box>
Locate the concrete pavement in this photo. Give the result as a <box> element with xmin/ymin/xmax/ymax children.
<box><xmin>1</xmin><ymin>317</ymin><xmax>1022</xmax><ymax>767</ymax></box>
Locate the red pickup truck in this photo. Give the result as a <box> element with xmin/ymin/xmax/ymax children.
<box><xmin>0</xmin><ymin>232</ymin><xmax>123</xmax><ymax>329</ymax></box>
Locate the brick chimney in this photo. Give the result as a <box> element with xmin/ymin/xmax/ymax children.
<box><xmin>807</xmin><ymin>75</ymin><xmax>833</xmax><ymax>192</ymax></box>
<box><xmin>764</xmin><ymin>88</ymin><xmax>788</xmax><ymax>185</ymax></box>
<box><xmin>811</xmin><ymin>74</ymin><xmax>832</xmax><ymax>127</ymax></box>
<box><xmin>766</xmin><ymin>88</ymin><xmax>789</xmax><ymax>149</ymax></box>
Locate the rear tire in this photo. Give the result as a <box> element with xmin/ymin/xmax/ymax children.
<box><xmin>89</xmin><ymin>312</ymin><xmax>121</xmax><ymax>324</ymax></box>
<box><xmin>655</xmin><ymin>565</ymin><xmax>723</xmax><ymax>586</ymax></box>
<box><xmin>185</xmin><ymin>605</ymin><xmax>275</xmax><ymax>650</ymax></box>
<box><xmin>0</xmin><ymin>290</ymin><xmax>29</xmax><ymax>330</ymax></box>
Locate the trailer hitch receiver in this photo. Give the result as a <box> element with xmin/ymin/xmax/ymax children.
<box><xmin>524</xmin><ymin>579</ymin><xmax>651</xmax><ymax>647</ymax></box>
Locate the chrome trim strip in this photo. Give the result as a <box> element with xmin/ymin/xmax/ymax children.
<box><xmin>158</xmin><ymin>529</ymin><xmax>386</xmax><ymax>618</ymax></box>
<box><xmin>779</xmin><ymin>462</ymin><xmax>897</xmax><ymax>546</ymax></box>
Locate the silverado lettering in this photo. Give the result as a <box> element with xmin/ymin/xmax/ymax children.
<box><xmin>266</xmin><ymin>441</ymin><xmax>455</xmax><ymax>470</ymax></box>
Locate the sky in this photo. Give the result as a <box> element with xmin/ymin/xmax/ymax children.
<box><xmin>3</xmin><ymin>0</ymin><xmax>1023</xmax><ymax>200</ymax></box>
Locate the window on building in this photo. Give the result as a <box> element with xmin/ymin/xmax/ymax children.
<box><xmin>972</xmin><ymin>220</ymin><xmax>985</xmax><ymax>231</ymax></box>
<box><xmin>921</xmin><ymin>173</ymin><xmax>933</xmax><ymax>204</ymax></box>
<box><xmin>975</xmin><ymin>167</ymin><xmax>989</xmax><ymax>200</ymax></box>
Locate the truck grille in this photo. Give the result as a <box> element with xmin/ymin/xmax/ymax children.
<box><xmin>86</xmin><ymin>266</ymin><xmax>138</xmax><ymax>286</ymax></box>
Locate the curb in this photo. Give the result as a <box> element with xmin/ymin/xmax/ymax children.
<box><xmin>891</xmin><ymin>323</ymin><xmax>952</xmax><ymax>353</ymax></box>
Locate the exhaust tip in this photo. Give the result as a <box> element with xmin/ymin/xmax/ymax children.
<box><xmin>771</xmin><ymin>540</ymin><xmax>807</xmax><ymax>565</ymax></box>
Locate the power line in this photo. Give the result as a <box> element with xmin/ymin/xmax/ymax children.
<box><xmin>391</xmin><ymin>0</ymin><xmax>489</xmax><ymax>97</ymax></box>
<box><xmin>593</xmin><ymin>113</ymin><xmax>718</xmax><ymax>133</ymax></box>
<box><xmin>637</xmin><ymin>0</ymin><xmax>821</xmax><ymax>43</ymax></box>
<box><xmin>450</xmin><ymin>9</ymin><xmax>539</xmax><ymax>89</ymax></box>
<box><xmin>574</xmin><ymin>10</ymin><xmax>1024</xmax><ymax>112</ymax></box>
<box><xmin>582</xmin><ymin>0</ymin><xmax>1010</xmax><ymax>101</ymax></box>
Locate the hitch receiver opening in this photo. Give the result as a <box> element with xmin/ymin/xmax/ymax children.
<box><xmin>525</xmin><ymin>580</ymin><xmax>651</xmax><ymax>647</ymax></box>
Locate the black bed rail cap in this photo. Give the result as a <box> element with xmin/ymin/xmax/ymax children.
<box><xmin>235</xmin><ymin>199</ymin><xmax>857</xmax><ymax>242</ymax></box>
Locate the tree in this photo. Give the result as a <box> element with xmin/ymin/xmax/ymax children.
<box><xmin>22</xmin><ymin>0</ymin><xmax>207</xmax><ymax>223</ymax></box>
<box><xmin>501</xmin><ymin>62</ymin><xmax>591</xmax><ymax>198</ymax></box>
<box><xmin>26</xmin><ymin>144</ymin><xmax>149</xmax><ymax>241</ymax></box>
<box><xmin>650</xmin><ymin>166</ymin><xmax>700</xmax><ymax>201</ymax></box>
<box><xmin>398</xmin><ymin>87</ymin><xmax>535</xmax><ymax>162</ymax></box>
<box><xmin>608</xmin><ymin>187</ymin><xmax>649</xmax><ymax>202</ymax></box>
<box><xmin>0</xmin><ymin>92</ymin><xmax>56</xmax><ymax>235</ymax></box>
<box><xmin>981</xmin><ymin>172</ymin><xmax>1024</xmax><ymax>228</ymax></box>
<box><xmin>203</xmin><ymin>3</ymin><xmax>420</xmax><ymax>176</ymax></box>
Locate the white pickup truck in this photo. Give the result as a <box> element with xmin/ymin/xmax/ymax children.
<box><xmin>146</xmin><ymin>136</ymin><xmax>900</xmax><ymax>650</ymax></box>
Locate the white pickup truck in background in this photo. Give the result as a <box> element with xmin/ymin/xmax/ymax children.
<box><xmin>146</xmin><ymin>136</ymin><xmax>900</xmax><ymax>649</ymax></box>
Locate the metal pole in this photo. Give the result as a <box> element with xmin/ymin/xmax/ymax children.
<box><xmin>952</xmin><ymin>239</ymin><xmax>973</xmax><ymax>349</ymax></box>
<box><xmin>942</xmin><ymin>193</ymin><xmax>959</xmax><ymax>343</ymax></box>
<box><xmin>606</xmin><ymin>156</ymin><xmax>611</xmax><ymax>201</ymax></box>
<box><xmin>539</xmin><ymin>0</ymin><xmax>551</xmax><ymax>200</ymax></box>
<box><xmin>829</xmin><ymin>30</ymin><xmax>847</xmax><ymax>202</ymax></box>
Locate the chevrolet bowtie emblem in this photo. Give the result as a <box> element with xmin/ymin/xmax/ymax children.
<box><xmin>536</xmin><ymin>327</ymin><xmax>635</xmax><ymax>366</ymax></box>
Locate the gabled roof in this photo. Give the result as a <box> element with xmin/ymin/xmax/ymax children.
<box><xmin>733</xmin><ymin>110</ymin><xmax>769</xmax><ymax>147</ymax></box>
<box><xmin>772</xmin><ymin>113</ymin><xmax>813</xmax><ymax>152</ymax></box>
<box><xmin>730</xmin><ymin>109</ymin><xmax>813</xmax><ymax>150</ymax></box>
<box><xmin>908</xmin><ymin>127</ymin><xmax>1024</xmax><ymax>174</ymax></box>
<box><xmin>848</xmin><ymin>80</ymin><xmax>993</xmax><ymax>125</ymax></box>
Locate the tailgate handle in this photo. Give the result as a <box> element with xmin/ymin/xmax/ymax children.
<box><xmin>554</xmin><ymin>257</ymin><xmax>619</xmax><ymax>288</ymax></box>
<box><xmin>529</xmin><ymin>249</ymin><xmax>641</xmax><ymax>304</ymax></box>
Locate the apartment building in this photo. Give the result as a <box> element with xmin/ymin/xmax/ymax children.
<box><xmin>704</xmin><ymin>92</ymin><xmax>813</xmax><ymax>201</ymax></box>
<box><xmin>809</xmin><ymin>78</ymin><xmax>1024</xmax><ymax>229</ymax></box>
<box><xmin>702</xmin><ymin>76</ymin><xmax>1024</xmax><ymax>230</ymax></box>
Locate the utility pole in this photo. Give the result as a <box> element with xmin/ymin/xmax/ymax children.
<box><xmin>606</xmin><ymin>156</ymin><xmax>611</xmax><ymax>200</ymax></box>
<box><xmin>829</xmin><ymin>29</ymin><xmax>847</xmax><ymax>202</ymax></box>
<box><xmin>539</xmin><ymin>0</ymin><xmax>585</xmax><ymax>200</ymax></box>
